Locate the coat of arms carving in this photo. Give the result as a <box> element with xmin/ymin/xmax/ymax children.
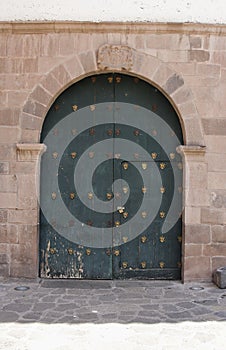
<box><xmin>97</xmin><ymin>45</ymin><xmax>133</xmax><ymax>71</ymax></box>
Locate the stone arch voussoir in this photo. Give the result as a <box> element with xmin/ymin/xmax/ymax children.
<box><xmin>21</xmin><ymin>46</ymin><xmax>204</xmax><ymax>146</ymax></box>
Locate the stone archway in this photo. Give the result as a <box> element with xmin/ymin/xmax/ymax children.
<box><xmin>17</xmin><ymin>45</ymin><xmax>206</xmax><ymax>281</ymax></box>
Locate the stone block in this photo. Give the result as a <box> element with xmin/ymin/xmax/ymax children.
<box><xmin>202</xmin><ymin>118</ymin><xmax>226</xmax><ymax>135</ymax></box>
<box><xmin>40</xmin><ymin>34</ymin><xmax>60</xmax><ymax>57</ymax></box>
<box><xmin>213</xmin><ymin>267</ymin><xmax>226</xmax><ymax>288</ymax></box>
<box><xmin>0</xmin><ymin>108</ymin><xmax>20</xmax><ymax>125</ymax></box>
<box><xmin>11</xmin><ymin>161</ymin><xmax>36</xmax><ymax>174</ymax></box>
<box><xmin>189</xmin><ymin>36</ymin><xmax>202</xmax><ymax>49</ymax></box>
<box><xmin>79</xmin><ymin>51</ymin><xmax>97</xmax><ymax>73</ymax></box>
<box><xmin>38</xmin><ymin>57</ymin><xmax>64</xmax><ymax>74</ymax></box>
<box><xmin>132</xmin><ymin>51</ymin><xmax>160</xmax><ymax>80</ymax></box>
<box><xmin>201</xmin><ymin>208</ymin><xmax>226</xmax><ymax>225</ymax></box>
<box><xmin>51</xmin><ymin>64</ymin><xmax>71</xmax><ymax>87</ymax></box>
<box><xmin>17</xmin><ymin>175</ymin><xmax>37</xmax><ymax>209</ymax></box>
<box><xmin>0</xmin><ymin>209</ymin><xmax>7</xmax><ymax>223</ymax></box>
<box><xmin>196</xmin><ymin>63</ymin><xmax>220</xmax><ymax>77</ymax></box>
<box><xmin>18</xmin><ymin>225</ymin><xmax>38</xmax><ymax>244</ymax></box>
<box><xmin>0</xmin><ymin>127</ymin><xmax>19</xmax><ymax>144</ymax></box>
<box><xmin>22</xmin><ymin>34</ymin><xmax>41</xmax><ymax>57</ymax></box>
<box><xmin>63</xmin><ymin>56</ymin><xmax>85</xmax><ymax>80</ymax></box>
<box><xmin>185</xmin><ymin>189</ymin><xmax>209</xmax><ymax>207</ymax></box>
<box><xmin>0</xmin><ymin>175</ymin><xmax>17</xmax><ymax>192</ymax></box>
<box><xmin>6</xmin><ymin>36</ymin><xmax>24</xmax><ymax>56</ymax></box>
<box><xmin>76</xmin><ymin>34</ymin><xmax>92</xmax><ymax>53</ymax></box>
<box><xmin>203</xmin><ymin>243</ymin><xmax>226</xmax><ymax>257</ymax></box>
<box><xmin>212</xmin><ymin>257</ymin><xmax>226</xmax><ymax>272</ymax></box>
<box><xmin>157</xmin><ymin>50</ymin><xmax>188</xmax><ymax>63</ymax></box>
<box><xmin>30</xmin><ymin>85</ymin><xmax>52</xmax><ymax>107</ymax></box>
<box><xmin>184</xmin><ymin>207</ymin><xmax>201</xmax><ymax>224</ymax></box>
<box><xmin>20</xmin><ymin>129</ymin><xmax>40</xmax><ymax>143</ymax></box>
<box><xmin>169</xmin><ymin>62</ymin><xmax>196</xmax><ymax>76</ymax></box>
<box><xmin>152</xmin><ymin>64</ymin><xmax>174</xmax><ymax>88</ymax></box>
<box><xmin>0</xmin><ymin>162</ymin><xmax>9</xmax><ymax>174</ymax></box>
<box><xmin>185</xmin><ymin>224</ymin><xmax>211</xmax><ymax>244</ymax></box>
<box><xmin>8</xmin><ymin>209</ymin><xmax>38</xmax><ymax>225</ymax></box>
<box><xmin>7</xmin><ymin>224</ymin><xmax>19</xmax><ymax>244</ymax></box>
<box><xmin>184</xmin><ymin>256</ymin><xmax>211</xmax><ymax>281</ymax></box>
<box><xmin>189</xmin><ymin>50</ymin><xmax>210</xmax><ymax>62</ymax></box>
<box><xmin>185</xmin><ymin>244</ymin><xmax>202</xmax><ymax>257</ymax></box>
<box><xmin>163</xmin><ymin>73</ymin><xmax>184</xmax><ymax>95</ymax></box>
<box><xmin>212</xmin><ymin>225</ymin><xmax>226</xmax><ymax>243</ymax></box>
<box><xmin>59</xmin><ymin>34</ymin><xmax>76</xmax><ymax>56</ymax></box>
<box><xmin>0</xmin><ymin>193</ymin><xmax>17</xmax><ymax>209</ymax></box>
<box><xmin>23</xmin><ymin>100</ymin><xmax>47</xmax><ymax>119</ymax></box>
<box><xmin>0</xmin><ymin>225</ymin><xmax>7</xmax><ymax>243</ymax></box>
<box><xmin>211</xmin><ymin>52</ymin><xmax>226</xmax><ymax>67</ymax></box>
<box><xmin>21</xmin><ymin>113</ymin><xmax>43</xmax><ymax>130</ymax></box>
<box><xmin>208</xmin><ymin>172</ymin><xmax>226</xmax><ymax>190</ymax></box>
<box><xmin>187</xmin><ymin>163</ymin><xmax>208</xmax><ymax>189</ymax></box>
<box><xmin>40</xmin><ymin>73</ymin><xmax>62</xmax><ymax>95</ymax></box>
<box><xmin>171</xmin><ymin>85</ymin><xmax>193</xmax><ymax>105</ymax></box>
<box><xmin>0</xmin><ymin>253</ymin><xmax>8</xmax><ymax>264</ymax></box>
<box><xmin>209</xmin><ymin>36</ymin><xmax>226</xmax><ymax>51</ymax></box>
<box><xmin>205</xmin><ymin>136</ymin><xmax>226</xmax><ymax>154</ymax></box>
<box><xmin>207</xmin><ymin>154</ymin><xmax>226</xmax><ymax>172</ymax></box>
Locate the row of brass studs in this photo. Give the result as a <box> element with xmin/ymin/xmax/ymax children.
<box><xmin>140</xmin><ymin>235</ymin><xmax>182</xmax><ymax>243</ymax></box>
<box><xmin>122</xmin><ymin>162</ymin><xmax>167</xmax><ymax>170</ymax></box>
<box><xmin>120</xmin><ymin>262</ymin><xmax>182</xmax><ymax>269</ymax></box>
<box><xmin>90</xmin><ymin>76</ymin><xmax>140</xmax><ymax>84</ymax></box>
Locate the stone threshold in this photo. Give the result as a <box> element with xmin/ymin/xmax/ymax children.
<box><xmin>1</xmin><ymin>21</ymin><xmax>226</xmax><ymax>35</ymax></box>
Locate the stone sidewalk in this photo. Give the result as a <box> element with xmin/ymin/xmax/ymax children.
<box><xmin>0</xmin><ymin>278</ymin><xmax>226</xmax><ymax>349</ymax></box>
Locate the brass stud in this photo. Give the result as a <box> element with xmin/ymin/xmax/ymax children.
<box><xmin>70</xmin><ymin>193</ymin><xmax>75</xmax><ymax>200</ymax></box>
<box><xmin>71</xmin><ymin>152</ymin><xmax>77</xmax><ymax>159</ymax></box>
<box><xmin>178</xmin><ymin>162</ymin><xmax>183</xmax><ymax>170</ymax></box>
<box><xmin>122</xmin><ymin>262</ymin><xmax>128</xmax><ymax>268</ymax></box>
<box><xmin>142</xmin><ymin>186</ymin><xmax>147</xmax><ymax>194</ymax></box>
<box><xmin>170</xmin><ymin>152</ymin><xmax>175</xmax><ymax>160</ymax></box>
<box><xmin>106</xmin><ymin>193</ymin><xmax>113</xmax><ymax>200</ymax></box>
<box><xmin>177</xmin><ymin>262</ymin><xmax>182</xmax><ymax>268</ymax></box>
<box><xmin>52</xmin><ymin>152</ymin><xmax>58</xmax><ymax>159</ymax></box>
<box><xmin>91</xmin><ymin>77</ymin><xmax>96</xmax><ymax>83</ymax></box>
<box><xmin>87</xmin><ymin>220</ymin><xmax>93</xmax><ymax>226</ymax></box>
<box><xmin>160</xmin><ymin>211</ymin><xmax>165</xmax><ymax>219</ymax></box>
<box><xmin>151</xmin><ymin>152</ymin><xmax>157</xmax><ymax>160</ymax></box>
<box><xmin>71</xmin><ymin>129</ymin><xmax>77</xmax><ymax>136</ymax></box>
<box><xmin>141</xmin><ymin>235</ymin><xmax>147</xmax><ymax>243</ymax></box>
<box><xmin>122</xmin><ymin>236</ymin><xmax>128</xmax><ymax>243</ymax></box>
<box><xmin>89</xmin><ymin>151</ymin><xmax>95</xmax><ymax>159</ymax></box>
<box><xmin>50</xmin><ymin>248</ymin><xmax>56</xmax><ymax>255</ymax></box>
<box><xmin>115</xmin><ymin>77</ymin><xmax>121</xmax><ymax>83</ymax></box>
<box><xmin>152</xmin><ymin>104</ymin><xmax>157</xmax><ymax>112</ymax></box>
<box><xmin>115</xmin><ymin>221</ymin><xmax>120</xmax><ymax>227</ymax></box>
<box><xmin>105</xmin><ymin>249</ymin><xmax>111</xmax><ymax>256</ymax></box>
<box><xmin>160</xmin><ymin>187</ymin><xmax>165</xmax><ymax>194</ymax></box>
<box><xmin>86</xmin><ymin>248</ymin><xmax>91</xmax><ymax>256</ymax></box>
<box><xmin>141</xmin><ymin>211</ymin><xmax>147</xmax><ymax>219</ymax></box>
<box><xmin>115</xmin><ymin>129</ymin><xmax>121</xmax><ymax>136</ymax></box>
<box><xmin>108</xmin><ymin>77</ymin><xmax>113</xmax><ymax>83</ymax></box>
<box><xmin>89</xmin><ymin>128</ymin><xmax>95</xmax><ymax>136</ymax></box>
<box><xmin>115</xmin><ymin>192</ymin><xmax>121</xmax><ymax>199</ymax></box>
<box><xmin>72</xmin><ymin>105</ymin><xmax>78</xmax><ymax>112</ymax></box>
<box><xmin>142</xmin><ymin>162</ymin><xmax>147</xmax><ymax>170</ymax></box>
<box><xmin>51</xmin><ymin>192</ymin><xmax>57</xmax><ymax>200</ymax></box>
<box><xmin>160</xmin><ymin>163</ymin><xmax>166</xmax><ymax>170</ymax></box>
<box><xmin>177</xmin><ymin>236</ymin><xmax>182</xmax><ymax>243</ymax></box>
<box><xmin>152</xmin><ymin>129</ymin><xmax>157</xmax><ymax>136</ymax></box>
<box><xmin>134</xmin><ymin>153</ymin><xmax>139</xmax><ymax>159</ymax></box>
<box><xmin>114</xmin><ymin>249</ymin><xmax>120</xmax><ymax>256</ymax></box>
<box><xmin>134</xmin><ymin>78</ymin><xmax>139</xmax><ymax>83</ymax></box>
<box><xmin>107</xmin><ymin>129</ymin><xmax>113</xmax><ymax>136</ymax></box>
<box><xmin>122</xmin><ymin>162</ymin><xmax>129</xmax><ymax>170</ymax></box>
<box><xmin>159</xmin><ymin>235</ymin><xmax>165</xmax><ymax>243</ymax></box>
<box><xmin>123</xmin><ymin>212</ymin><xmax>129</xmax><ymax>219</ymax></box>
<box><xmin>159</xmin><ymin>261</ymin><xmax>165</xmax><ymax>269</ymax></box>
<box><xmin>122</xmin><ymin>186</ymin><xmax>129</xmax><ymax>194</ymax></box>
<box><xmin>52</xmin><ymin>128</ymin><xmax>58</xmax><ymax>136</ymax></box>
<box><xmin>90</xmin><ymin>105</ymin><xmax>96</xmax><ymax>112</ymax></box>
<box><xmin>114</xmin><ymin>153</ymin><xmax>121</xmax><ymax>159</ymax></box>
<box><xmin>133</xmin><ymin>129</ymin><xmax>140</xmax><ymax>136</ymax></box>
<box><xmin>54</xmin><ymin>104</ymin><xmax>60</xmax><ymax>111</ymax></box>
<box><xmin>141</xmin><ymin>261</ymin><xmax>147</xmax><ymax>269</ymax></box>
<box><xmin>88</xmin><ymin>192</ymin><xmax>93</xmax><ymax>200</ymax></box>
<box><xmin>67</xmin><ymin>248</ymin><xmax>74</xmax><ymax>255</ymax></box>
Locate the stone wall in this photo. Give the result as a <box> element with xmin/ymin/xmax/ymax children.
<box><xmin>0</xmin><ymin>22</ymin><xmax>226</xmax><ymax>281</ymax></box>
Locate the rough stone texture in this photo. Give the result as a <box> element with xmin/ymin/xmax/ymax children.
<box><xmin>0</xmin><ymin>22</ymin><xmax>226</xmax><ymax>282</ymax></box>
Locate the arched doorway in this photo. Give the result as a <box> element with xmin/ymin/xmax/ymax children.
<box><xmin>39</xmin><ymin>73</ymin><xmax>183</xmax><ymax>279</ymax></box>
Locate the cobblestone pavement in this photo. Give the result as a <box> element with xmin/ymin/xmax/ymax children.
<box><xmin>0</xmin><ymin>278</ymin><xmax>226</xmax><ymax>349</ymax></box>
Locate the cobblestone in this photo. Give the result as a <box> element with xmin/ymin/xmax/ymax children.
<box><xmin>0</xmin><ymin>279</ymin><xmax>226</xmax><ymax>349</ymax></box>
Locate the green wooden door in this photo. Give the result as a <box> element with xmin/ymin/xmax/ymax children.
<box><xmin>39</xmin><ymin>73</ymin><xmax>183</xmax><ymax>279</ymax></box>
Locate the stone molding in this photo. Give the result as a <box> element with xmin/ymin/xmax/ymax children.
<box><xmin>16</xmin><ymin>143</ymin><xmax>46</xmax><ymax>162</ymax></box>
<box><xmin>177</xmin><ymin>145</ymin><xmax>206</xmax><ymax>160</ymax></box>
<box><xmin>1</xmin><ymin>21</ymin><xmax>226</xmax><ymax>35</ymax></box>
<box><xmin>97</xmin><ymin>45</ymin><xmax>133</xmax><ymax>71</ymax></box>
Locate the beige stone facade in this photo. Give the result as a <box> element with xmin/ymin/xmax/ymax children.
<box><xmin>0</xmin><ymin>22</ymin><xmax>226</xmax><ymax>281</ymax></box>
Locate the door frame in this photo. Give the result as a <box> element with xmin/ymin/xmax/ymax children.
<box><xmin>17</xmin><ymin>45</ymin><xmax>206</xmax><ymax>281</ymax></box>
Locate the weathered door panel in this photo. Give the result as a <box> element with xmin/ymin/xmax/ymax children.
<box><xmin>40</xmin><ymin>73</ymin><xmax>183</xmax><ymax>280</ymax></box>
